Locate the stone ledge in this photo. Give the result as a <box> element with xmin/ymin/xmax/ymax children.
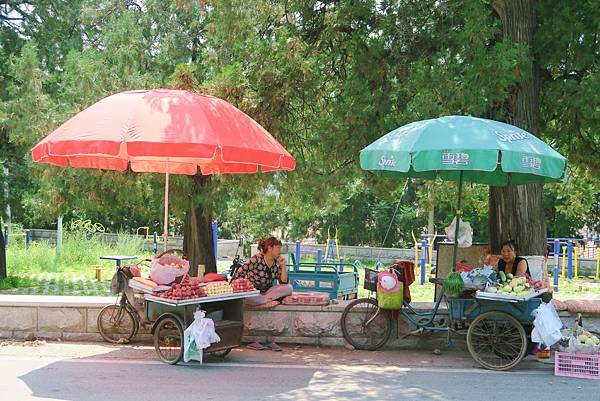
<box><xmin>0</xmin><ymin>295</ymin><xmax>117</xmax><ymax>307</ymax></box>
<box><xmin>0</xmin><ymin>295</ymin><xmax>597</xmax><ymax>347</ymax></box>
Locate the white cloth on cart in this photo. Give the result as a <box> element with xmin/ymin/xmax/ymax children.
<box><xmin>183</xmin><ymin>310</ymin><xmax>221</xmax><ymax>363</ymax></box>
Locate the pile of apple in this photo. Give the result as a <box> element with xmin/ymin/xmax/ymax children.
<box><xmin>166</xmin><ymin>262</ymin><xmax>186</xmax><ymax>269</ymax></box>
<box><xmin>155</xmin><ymin>282</ymin><xmax>206</xmax><ymax>300</ymax></box>
<box><xmin>231</xmin><ymin>278</ymin><xmax>256</xmax><ymax>293</ymax></box>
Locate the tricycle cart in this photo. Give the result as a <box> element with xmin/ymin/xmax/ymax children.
<box><xmin>447</xmin><ymin>294</ymin><xmax>542</xmax><ymax>370</ymax></box>
<box><xmin>144</xmin><ymin>290</ymin><xmax>259</xmax><ymax>364</ymax></box>
<box><xmin>341</xmin><ymin>265</ymin><xmax>547</xmax><ymax>371</ymax></box>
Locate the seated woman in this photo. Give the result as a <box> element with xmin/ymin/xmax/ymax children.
<box><xmin>497</xmin><ymin>240</ymin><xmax>530</xmax><ymax>278</ymax></box>
<box><xmin>236</xmin><ymin>237</ymin><xmax>293</xmax><ymax>306</ymax></box>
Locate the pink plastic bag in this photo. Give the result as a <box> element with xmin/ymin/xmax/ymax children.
<box><xmin>150</xmin><ymin>253</ymin><xmax>190</xmax><ymax>285</ymax></box>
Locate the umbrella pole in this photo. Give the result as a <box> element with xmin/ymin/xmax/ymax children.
<box><xmin>451</xmin><ymin>171</ymin><xmax>464</xmax><ymax>272</ymax></box>
<box><xmin>164</xmin><ymin>167</ymin><xmax>169</xmax><ymax>252</ymax></box>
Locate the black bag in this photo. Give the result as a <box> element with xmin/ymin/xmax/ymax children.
<box><xmin>364</xmin><ymin>268</ymin><xmax>379</xmax><ymax>292</ymax></box>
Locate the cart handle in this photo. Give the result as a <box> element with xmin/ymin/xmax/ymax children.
<box><xmin>156</xmin><ymin>248</ymin><xmax>188</xmax><ymax>259</ymax></box>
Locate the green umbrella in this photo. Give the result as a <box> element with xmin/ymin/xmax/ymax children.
<box><xmin>360</xmin><ymin>115</ymin><xmax>567</xmax><ymax>271</ymax></box>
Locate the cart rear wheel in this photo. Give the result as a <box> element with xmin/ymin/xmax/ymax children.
<box><xmin>97</xmin><ymin>305</ymin><xmax>137</xmax><ymax>344</ymax></box>
<box><xmin>467</xmin><ymin>311</ymin><xmax>527</xmax><ymax>371</ymax></box>
<box><xmin>341</xmin><ymin>298</ymin><xmax>392</xmax><ymax>350</ymax></box>
<box><xmin>154</xmin><ymin>316</ymin><xmax>184</xmax><ymax>365</ymax></box>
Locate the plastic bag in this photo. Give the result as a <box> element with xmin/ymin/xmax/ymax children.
<box><xmin>377</xmin><ymin>270</ymin><xmax>403</xmax><ymax>310</ymax></box>
<box><xmin>531</xmin><ymin>301</ymin><xmax>563</xmax><ymax>347</ymax></box>
<box><xmin>444</xmin><ymin>217</ymin><xmax>473</xmax><ymax>248</ymax></box>
<box><xmin>183</xmin><ymin>310</ymin><xmax>221</xmax><ymax>363</ymax></box>
<box><xmin>150</xmin><ymin>254</ymin><xmax>190</xmax><ymax>285</ymax></box>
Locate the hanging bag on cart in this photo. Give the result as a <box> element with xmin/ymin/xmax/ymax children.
<box><xmin>150</xmin><ymin>249</ymin><xmax>190</xmax><ymax>285</ymax></box>
<box><xmin>377</xmin><ymin>270</ymin><xmax>403</xmax><ymax>310</ymax></box>
<box><xmin>183</xmin><ymin>310</ymin><xmax>221</xmax><ymax>363</ymax></box>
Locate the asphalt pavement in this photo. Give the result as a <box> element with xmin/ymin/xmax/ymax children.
<box><xmin>0</xmin><ymin>340</ymin><xmax>597</xmax><ymax>401</ymax></box>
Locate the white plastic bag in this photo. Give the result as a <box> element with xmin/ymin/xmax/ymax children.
<box><xmin>183</xmin><ymin>310</ymin><xmax>221</xmax><ymax>363</ymax></box>
<box><xmin>444</xmin><ymin>217</ymin><xmax>473</xmax><ymax>248</ymax></box>
<box><xmin>150</xmin><ymin>253</ymin><xmax>190</xmax><ymax>285</ymax></box>
<box><xmin>531</xmin><ymin>301</ymin><xmax>563</xmax><ymax>347</ymax></box>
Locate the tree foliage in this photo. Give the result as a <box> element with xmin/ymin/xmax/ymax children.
<box><xmin>1</xmin><ymin>0</ymin><xmax>599</xmax><ymax>256</ymax></box>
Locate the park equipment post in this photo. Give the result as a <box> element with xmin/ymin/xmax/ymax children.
<box><xmin>420</xmin><ymin>240</ymin><xmax>427</xmax><ymax>285</ymax></box>
<box><xmin>561</xmin><ymin>245</ymin><xmax>567</xmax><ymax>278</ymax></box>
<box><xmin>553</xmin><ymin>239</ymin><xmax>560</xmax><ymax>274</ymax></box>
<box><xmin>56</xmin><ymin>216</ymin><xmax>63</xmax><ymax>255</ymax></box>
<box><xmin>295</xmin><ymin>241</ymin><xmax>301</xmax><ymax>267</ymax></box>
<box><xmin>316</xmin><ymin>249</ymin><xmax>322</xmax><ymax>272</ymax></box>
<box><xmin>553</xmin><ymin>238</ymin><xmax>560</xmax><ymax>293</ymax></box>
<box><xmin>567</xmin><ymin>241</ymin><xmax>573</xmax><ymax>279</ymax></box>
<box><xmin>573</xmin><ymin>245</ymin><xmax>579</xmax><ymax>279</ymax></box>
<box><xmin>340</xmin><ymin>257</ymin><xmax>344</xmax><ymax>272</ymax></box>
<box><xmin>25</xmin><ymin>229</ymin><xmax>30</xmax><ymax>249</ymax></box>
<box><xmin>153</xmin><ymin>231</ymin><xmax>158</xmax><ymax>254</ymax></box>
<box><xmin>212</xmin><ymin>221</ymin><xmax>218</xmax><ymax>262</ymax></box>
<box><xmin>553</xmin><ymin>263</ymin><xmax>559</xmax><ymax>293</ymax></box>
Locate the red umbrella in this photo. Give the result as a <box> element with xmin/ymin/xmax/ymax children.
<box><xmin>32</xmin><ymin>89</ymin><xmax>295</xmax><ymax>248</ymax></box>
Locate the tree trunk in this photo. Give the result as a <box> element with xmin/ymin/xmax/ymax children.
<box><xmin>0</xmin><ymin>226</ymin><xmax>6</xmax><ymax>280</ymax></box>
<box><xmin>489</xmin><ymin>0</ymin><xmax>546</xmax><ymax>255</ymax></box>
<box><xmin>183</xmin><ymin>175</ymin><xmax>216</xmax><ymax>276</ymax></box>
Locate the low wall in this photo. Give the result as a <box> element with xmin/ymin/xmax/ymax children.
<box><xmin>1</xmin><ymin>295</ymin><xmax>598</xmax><ymax>347</ymax></box>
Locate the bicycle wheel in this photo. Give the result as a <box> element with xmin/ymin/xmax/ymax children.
<box><xmin>341</xmin><ymin>298</ymin><xmax>392</xmax><ymax>350</ymax></box>
<box><xmin>467</xmin><ymin>311</ymin><xmax>527</xmax><ymax>371</ymax></box>
<box><xmin>97</xmin><ymin>304</ymin><xmax>137</xmax><ymax>344</ymax></box>
<box><xmin>153</xmin><ymin>316</ymin><xmax>184</xmax><ymax>365</ymax></box>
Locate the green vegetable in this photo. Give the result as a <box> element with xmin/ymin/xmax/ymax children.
<box><xmin>444</xmin><ymin>272</ymin><xmax>464</xmax><ymax>297</ymax></box>
<box><xmin>506</xmin><ymin>273</ymin><xmax>514</xmax><ymax>280</ymax></box>
<box><xmin>499</xmin><ymin>271</ymin><xmax>506</xmax><ymax>283</ymax></box>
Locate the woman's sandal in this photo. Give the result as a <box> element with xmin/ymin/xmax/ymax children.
<box><xmin>265</xmin><ymin>342</ymin><xmax>282</xmax><ymax>352</ymax></box>
<box><xmin>246</xmin><ymin>341</ymin><xmax>267</xmax><ymax>350</ymax></box>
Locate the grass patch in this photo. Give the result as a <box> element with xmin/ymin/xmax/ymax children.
<box><xmin>6</xmin><ymin>231</ymin><xmax>152</xmax><ymax>279</ymax></box>
<box><xmin>0</xmin><ymin>276</ymin><xmax>37</xmax><ymax>290</ymax></box>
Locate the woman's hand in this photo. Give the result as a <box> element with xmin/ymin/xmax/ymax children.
<box><xmin>278</xmin><ymin>256</ymin><xmax>288</xmax><ymax>284</ymax></box>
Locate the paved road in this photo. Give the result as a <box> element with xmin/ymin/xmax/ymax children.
<box><xmin>0</xmin><ymin>341</ymin><xmax>597</xmax><ymax>401</ymax></box>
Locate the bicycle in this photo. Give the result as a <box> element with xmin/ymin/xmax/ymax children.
<box><xmin>341</xmin><ymin>263</ymin><xmax>449</xmax><ymax>351</ymax></box>
<box><xmin>97</xmin><ymin>260</ymin><xmax>152</xmax><ymax>344</ymax></box>
<box><xmin>341</xmin><ymin>262</ymin><xmax>541</xmax><ymax>371</ymax></box>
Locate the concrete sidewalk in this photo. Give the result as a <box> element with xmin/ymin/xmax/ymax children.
<box><xmin>0</xmin><ymin>339</ymin><xmax>555</xmax><ymax>373</ymax></box>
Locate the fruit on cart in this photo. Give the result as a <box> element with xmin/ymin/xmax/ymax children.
<box><xmin>231</xmin><ymin>278</ymin><xmax>255</xmax><ymax>293</ymax></box>
<box><xmin>577</xmin><ymin>332</ymin><xmax>600</xmax><ymax>346</ymax></box>
<box><xmin>156</xmin><ymin>283</ymin><xmax>207</xmax><ymax>300</ymax></box>
<box><xmin>498</xmin><ymin>271</ymin><xmax>506</xmax><ymax>283</ymax></box>
<box><xmin>204</xmin><ymin>281</ymin><xmax>234</xmax><ymax>296</ymax></box>
<box><xmin>495</xmin><ymin>274</ymin><xmax>535</xmax><ymax>296</ymax></box>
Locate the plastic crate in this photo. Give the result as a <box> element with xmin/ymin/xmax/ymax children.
<box><xmin>554</xmin><ymin>352</ymin><xmax>600</xmax><ymax>380</ymax></box>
